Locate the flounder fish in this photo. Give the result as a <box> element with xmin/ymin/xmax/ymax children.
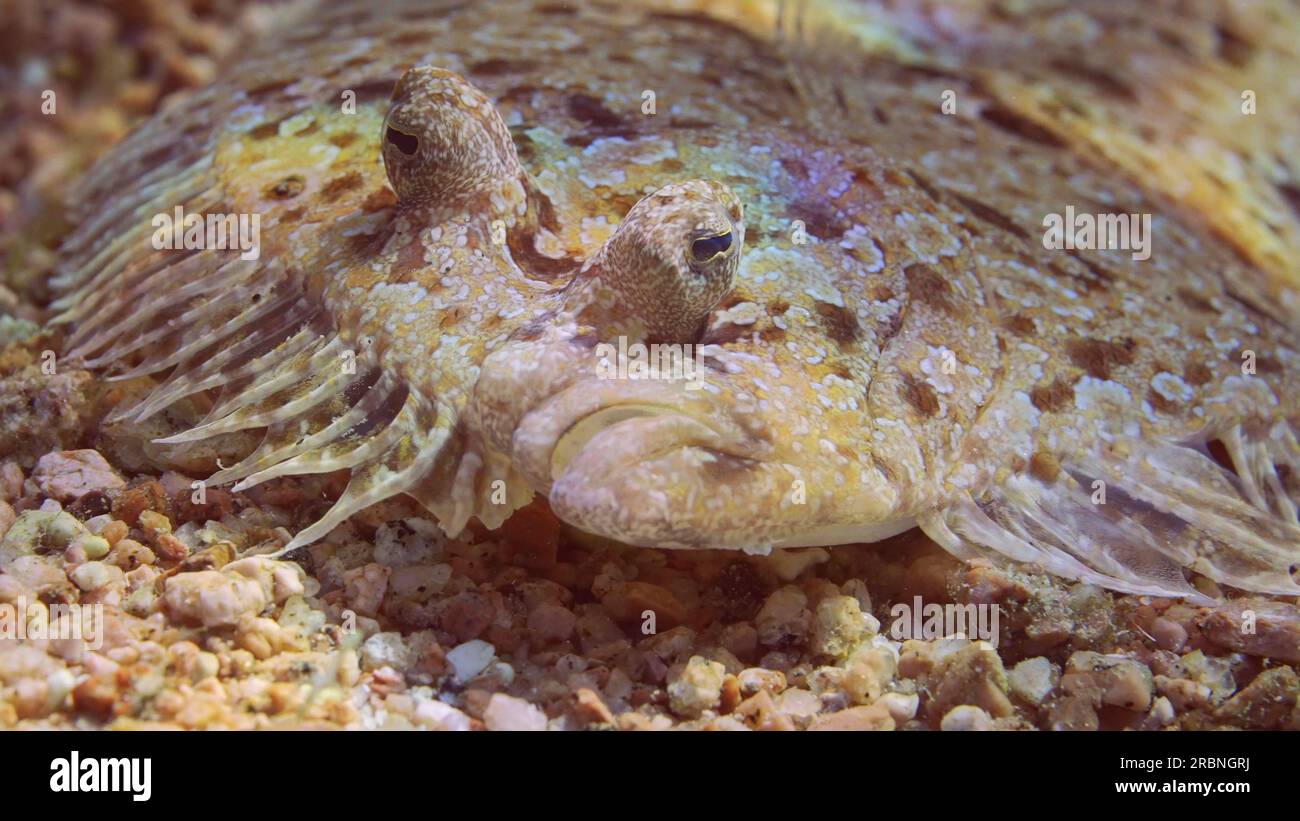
<box><xmin>48</xmin><ymin>0</ymin><xmax>1300</xmax><ymax>603</ymax></box>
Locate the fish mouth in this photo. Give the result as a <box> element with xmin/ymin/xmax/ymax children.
<box><xmin>509</xmin><ymin>379</ymin><xmax>780</xmax><ymax>548</ymax></box>
<box><xmin>507</xmin><ymin>376</ymin><xmax>899</xmax><ymax>550</ymax></box>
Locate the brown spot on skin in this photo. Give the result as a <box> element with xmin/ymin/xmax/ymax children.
<box><xmin>1147</xmin><ymin>387</ymin><xmax>1179</xmax><ymax>415</ymax></box>
<box><xmin>567</xmin><ymin>93</ymin><xmax>625</xmax><ymax>130</ymax></box>
<box><xmin>266</xmin><ymin>175</ymin><xmax>305</xmax><ymax>200</ymax></box>
<box><xmin>979</xmin><ymin>103</ymin><xmax>1067</xmax><ymax>148</ymax></box>
<box><xmin>1030</xmin><ymin>376</ymin><xmax>1074</xmax><ymax>413</ymax></box>
<box><xmin>246</xmin><ymin>78</ymin><xmax>295</xmax><ymax>100</ymax></box>
<box><xmin>875</xmin><ymin>311</ymin><xmax>903</xmax><ymax>346</ymax></box>
<box><xmin>469</xmin><ymin>58</ymin><xmax>538</xmax><ymax>76</ymax></box>
<box><xmin>1029</xmin><ymin>451</ymin><xmax>1061</xmax><ymax>484</ymax></box>
<box><xmin>1256</xmin><ymin>355</ymin><xmax>1284</xmax><ymax>374</ymax></box>
<box><xmin>1184</xmin><ymin>361</ymin><xmax>1213</xmax><ymax>385</ymax></box>
<box><xmin>792</xmin><ymin>200</ymin><xmax>848</xmax><ymax>241</ymax></box>
<box><xmin>248</xmin><ymin>121</ymin><xmax>280</xmax><ymax>141</ymax></box>
<box><xmin>1003</xmin><ymin>313</ymin><xmax>1036</xmax><ymax>336</ymax></box>
<box><xmin>645</xmin><ymin>10</ymin><xmax>766</xmax><ymax>52</ymax></box>
<box><xmin>361</xmin><ymin>188</ymin><xmax>397</xmax><ymax>213</ymax></box>
<box><xmin>815</xmin><ymin>301</ymin><xmax>859</xmax><ymax>346</ymax></box>
<box><xmin>700</xmin><ymin>323</ymin><xmax>752</xmax><ymax>346</ymax></box>
<box><xmin>758</xmin><ymin>326</ymin><xmax>785</xmax><ymax>344</ymax></box>
<box><xmin>766</xmin><ymin>299</ymin><xmax>790</xmax><ymax>316</ymax></box>
<box><xmin>1177</xmin><ymin>287</ymin><xmax>1215</xmax><ymax>314</ymax></box>
<box><xmin>351</xmin><ymin>77</ymin><xmax>402</xmax><ymax>102</ymax></box>
<box><xmin>868</xmin><ymin>284</ymin><xmax>895</xmax><ymax>303</ymax></box>
<box><xmin>1048</xmin><ymin>58</ymin><xmax>1136</xmax><ymax>101</ymax></box>
<box><xmin>899</xmin><ymin>374</ymin><xmax>940</xmax><ymax>417</ymax></box>
<box><xmin>329</xmin><ymin>132</ymin><xmax>358</xmax><ymax>148</ymax></box>
<box><xmin>951</xmin><ymin>193</ymin><xmax>1029</xmax><ymax>241</ymax></box>
<box><xmin>279</xmin><ymin>206</ymin><xmax>305</xmax><ymax>224</ymax></box>
<box><xmin>320</xmin><ymin>172</ymin><xmax>365</xmax><ymax>201</ymax></box>
<box><xmin>1065</xmin><ymin>337</ymin><xmax>1137</xmax><ymax>380</ymax></box>
<box><xmin>905</xmin><ymin>262</ymin><xmax>952</xmax><ymax>311</ymax></box>
<box><xmin>439</xmin><ymin>306</ymin><xmax>468</xmax><ymax>329</ymax></box>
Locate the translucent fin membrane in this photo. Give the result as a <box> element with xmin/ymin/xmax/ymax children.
<box><xmin>922</xmin><ymin>425</ymin><xmax>1300</xmax><ymax>599</ymax></box>
<box><xmin>274</xmin><ymin>394</ymin><xmax>452</xmax><ymax>554</ymax></box>
<box><xmin>205</xmin><ymin>369</ymin><xmax>391</xmax><ymax>486</ymax></box>
<box><xmin>122</xmin><ymin>310</ymin><xmax>325</xmax><ymax>424</ymax></box>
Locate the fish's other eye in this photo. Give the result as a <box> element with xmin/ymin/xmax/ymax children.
<box><xmin>386</xmin><ymin>126</ymin><xmax>419</xmax><ymax>156</ymax></box>
<box><xmin>691</xmin><ymin>231</ymin><xmax>733</xmax><ymax>263</ymax></box>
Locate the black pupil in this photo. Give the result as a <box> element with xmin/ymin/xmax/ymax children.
<box><xmin>691</xmin><ymin>231</ymin><xmax>732</xmax><ymax>262</ymax></box>
<box><xmin>386</xmin><ymin>127</ymin><xmax>419</xmax><ymax>156</ymax></box>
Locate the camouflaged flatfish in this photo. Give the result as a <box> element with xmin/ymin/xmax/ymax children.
<box><xmin>49</xmin><ymin>0</ymin><xmax>1300</xmax><ymax>601</ymax></box>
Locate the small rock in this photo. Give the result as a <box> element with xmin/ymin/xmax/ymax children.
<box><xmin>876</xmin><ymin>691</ymin><xmax>920</xmax><ymax>723</ymax></box>
<box><xmin>668</xmin><ymin>655</ymin><xmax>726</xmax><ymax>718</ymax></box>
<box><xmin>446</xmin><ymin>639</ymin><xmax>496</xmax><ymax>684</ymax></box>
<box><xmin>163</xmin><ymin>570</ymin><xmax>268</xmax><ymax>628</ymax></box>
<box><xmin>1213</xmin><ymin>666</ymin><xmax>1298</xmax><ymax>729</ymax></box>
<box><xmin>527</xmin><ymin>602</ymin><xmax>576</xmax><ymax>642</ymax></box>
<box><xmin>808</xmin><ymin>702</ymin><xmax>894</xmax><ymax>731</ymax></box>
<box><xmin>940</xmin><ymin>705</ymin><xmax>995</xmax><ymax>731</ymax></box>
<box><xmin>1066</xmin><ymin>651</ymin><xmax>1153</xmax><ymax>711</ymax></box>
<box><xmin>755</xmin><ymin>585</ymin><xmax>811</xmax><ymax>647</ymax></box>
<box><xmin>841</xmin><ymin>642</ymin><xmax>897</xmax><ymax>704</ymax></box>
<box><xmin>361</xmin><ymin>632</ymin><xmax>412</xmax><ymax>672</ymax></box>
<box><xmin>1199</xmin><ymin>600</ymin><xmax>1300</xmax><ymax>663</ymax></box>
<box><xmin>483</xmin><ymin>693</ymin><xmax>548</xmax><ymax>731</ymax></box>
<box><xmin>1008</xmin><ymin>657</ymin><xmax>1059</xmax><ymax>706</ymax></box>
<box><xmin>68</xmin><ymin>561</ymin><xmax>123</xmax><ymax>593</ymax></box>
<box><xmin>341</xmin><ymin>562</ymin><xmax>390</xmax><ymax>616</ymax></box>
<box><xmin>926</xmin><ymin>641</ymin><xmax>1014</xmax><ymax>720</ymax></box>
<box><xmin>810</xmin><ymin>595</ymin><xmax>869</xmax><ymax>658</ymax></box>
<box><xmin>32</xmin><ymin>450</ymin><xmax>124</xmax><ymax>503</ymax></box>
<box><xmin>736</xmin><ymin>667</ymin><xmax>786</xmax><ymax>697</ymax></box>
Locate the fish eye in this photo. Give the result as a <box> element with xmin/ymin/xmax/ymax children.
<box><xmin>385</xmin><ymin>126</ymin><xmax>419</xmax><ymax>156</ymax></box>
<box><xmin>690</xmin><ymin>231</ymin><xmax>733</xmax><ymax>263</ymax></box>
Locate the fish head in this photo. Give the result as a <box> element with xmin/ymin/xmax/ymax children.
<box><xmin>471</xmin><ymin>128</ymin><xmax>990</xmax><ymax>551</ymax></box>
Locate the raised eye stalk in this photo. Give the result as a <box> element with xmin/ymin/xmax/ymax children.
<box><xmin>585</xmin><ymin>179</ymin><xmax>744</xmax><ymax>343</ymax></box>
<box><xmin>381</xmin><ymin>66</ymin><xmax>523</xmax><ymax>208</ymax></box>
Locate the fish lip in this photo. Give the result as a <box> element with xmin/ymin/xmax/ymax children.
<box><xmin>510</xmin><ymin>377</ymin><xmax>818</xmax><ymax>550</ymax></box>
<box><xmin>509</xmin><ymin>377</ymin><xmax>737</xmax><ymax>492</ymax></box>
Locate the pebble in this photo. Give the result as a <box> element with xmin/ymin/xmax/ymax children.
<box><xmin>483</xmin><ymin>693</ymin><xmax>548</xmax><ymax>731</ymax></box>
<box><xmin>926</xmin><ymin>641</ymin><xmax>1014</xmax><ymax>720</ymax></box>
<box><xmin>163</xmin><ymin>570</ymin><xmax>268</xmax><ymax>628</ymax></box>
<box><xmin>940</xmin><ymin>705</ymin><xmax>995</xmax><ymax>731</ymax></box>
<box><xmin>1066</xmin><ymin>652</ymin><xmax>1153</xmax><ymax>711</ymax></box>
<box><xmin>446</xmin><ymin>639</ymin><xmax>496</xmax><ymax>684</ymax></box>
<box><xmin>68</xmin><ymin>561</ymin><xmax>123</xmax><ymax>593</ymax></box>
<box><xmin>527</xmin><ymin>602</ymin><xmax>576</xmax><ymax>642</ymax></box>
<box><xmin>0</xmin><ymin>500</ymin><xmax>13</xmax><ymax>541</ymax></box>
<box><xmin>841</xmin><ymin>643</ymin><xmax>897</xmax><ymax>704</ymax></box>
<box><xmin>412</xmin><ymin>696</ymin><xmax>472</xmax><ymax>731</ymax></box>
<box><xmin>1007</xmin><ymin>656</ymin><xmax>1059</xmax><ymax>706</ymax></box>
<box><xmin>32</xmin><ymin>450</ymin><xmax>124</xmax><ymax>503</ymax></box>
<box><xmin>808</xmin><ymin>702</ymin><xmax>894</xmax><ymax>731</ymax></box>
<box><xmin>361</xmin><ymin>632</ymin><xmax>412</xmax><ymax>672</ymax></box>
<box><xmin>810</xmin><ymin>595</ymin><xmax>870</xmax><ymax>658</ymax></box>
<box><xmin>668</xmin><ymin>655</ymin><xmax>726</xmax><ymax>718</ymax></box>
<box><xmin>1198</xmin><ymin>599</ymin><xmax>1300</xmax><ymax>663</ymax></box>
<box><xmin>1212</xmin><ymin>666</ymin><xmax>1299</xmax><ymax>729</ymax></box>
<box><xmin>341</xmin><ymin>562</ymin><xmax>391</xmax><ymax>617</ymax></box>
<box><xmin>737</xmin><ymin>667</ymin><xmax>786</xmax><ymax>696</ymax></box>
<box><xmin>876</xmin><ymin>691</ymin><xmax>920</xmax><ymax>723</ymax></box>
<box><xmin>755</xmin><ymin>585</ymin><xmax>811</xmax><ymax>647</ymax></box>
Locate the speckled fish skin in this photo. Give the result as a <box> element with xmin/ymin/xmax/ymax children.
<box><xmin>50</xmin><ymin>0</ymin><xmax>1300</xmax><ymax>601</ymax></box>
